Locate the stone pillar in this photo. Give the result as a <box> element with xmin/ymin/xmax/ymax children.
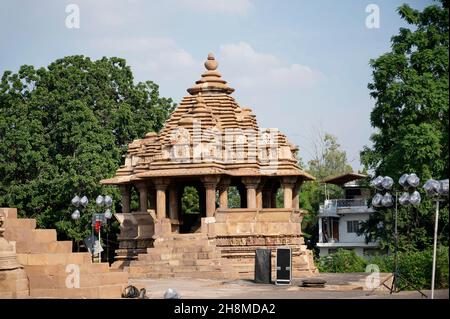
<box><xmin>119</xmin><ymin>185</ymin><xmax>131</xmax><ymax>214</ymax></box>
<box><xmin>318</xmin><ymin>217</ymin><xmax>323</xmax><ymax>243</ymax></box>
<box><xmin>256</xmin><ymin>179</ymin><xmax>265</xmax><ymax>209</ymax></box>
<box><xmin>154</xmin><ymin>178</ymin><xmax>169</xmax><ymax>220</ymax></box>
<box><xmin>242</xmin><ymin>177</ymin><xmax>260</xmax><ymax>209</ymax></box>
<box><xmin>218</xmin><ymin>177</ymin><xmax>230</xmax><ymax>209</ymax></box>
<box><xmin>136</xmin><ymin>182</ymin><xmax>148</xmax><ymax>213</ymax></box>
<box><xmin>169</xmin><ymin>187</ymin><xmax>179</xmax><ymax>220</ymax></box>
<box><xmin>292</xmin><ymin>179</ymin><xmax>302</xmax><ymax>210</ymax></box>
<box><xmin>282</xmin><ymin>177</ymin><xmax>297</xmax><ymax>209</ymax></box>
<box><xmin>202</xmin><ymin>176</ymin><xmax>220</xmax><ymax>217</ymax></box>
<box><xmin>256</xmin><ymin>189</ymin><xmax>263</xmax><ymax>209</ymax></box>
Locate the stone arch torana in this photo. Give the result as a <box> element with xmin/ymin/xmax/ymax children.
<box><xmin>101</xmin><ymin>54</ymin><xmax>317</xmax><ymax>277</ymax></box>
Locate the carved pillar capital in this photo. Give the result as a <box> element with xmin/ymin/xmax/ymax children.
<box><xmin>218</xmin><ymin>177</ymin><xmax>231</xmax><ymax>189</ymax></box>
<box><xmin>281</xmin><ymin>176</ymin><xmax>298</xmax><ymax>188</ymax></box>
<box><xmin>153</xmin><ymin>178</ymin><xmax>170</xmax><ymax>190</ymax></box>
<box><xmin>201</xmin><ymin>175</ymin><xmax>220</xmax><ymax>188</ymax></box>
<box><xmin>242</xmin><ymin>176</ymin><xmax>261</xmax><ymax>189</ymax></box>
<box><xmin>135</xmin><ymin>181</ymin><xmax>148</xmax><ymax>190</ymax></box>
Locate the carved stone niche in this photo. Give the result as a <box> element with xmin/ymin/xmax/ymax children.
<box><xmin>0</xmin><ymin>212</ymin><xmax>29</xmax><ymax>298</ymax></box>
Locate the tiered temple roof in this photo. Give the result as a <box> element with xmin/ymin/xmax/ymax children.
<box><xmin>101</xmin><ymin>53</ymin><xmax>314</xmax><ymax>185</ymax></box>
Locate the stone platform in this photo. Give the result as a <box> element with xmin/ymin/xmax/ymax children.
<box><xmin>127</xmin><ymin>233</ymin><xmax>238</xmax><ymax>280</ymax></box>
<box><xmin>1</xmin><ymin>207</ymin><xmax>128</xmax><ymax>298</ymax></box>
<box><xmin>127</xmin><ymin>273</ymin><xmax>440</xmax><ymax>299</ymax></box>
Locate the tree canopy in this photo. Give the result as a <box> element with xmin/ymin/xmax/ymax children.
<box><xmin>300</xmin><ymin>132</ymin><xmax>353</xmax><ymax>251</ymax></box>
<box><xmin>360</xmin><ymin>1</ymin><xmax>449</xmax><ymax>250</ymax></box>
<box><xmin>0</xmin><ymin>55</ymin><xmax>175</xmax><ymax>242</ymax></box>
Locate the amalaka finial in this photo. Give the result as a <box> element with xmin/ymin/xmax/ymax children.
<box><xmin>204</xmin><ymin>53</ymin><xmax>218</xmax><ymax>71</ymax></box>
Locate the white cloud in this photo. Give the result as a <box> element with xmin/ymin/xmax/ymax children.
<box><xmin>91</xmin><ymin>38</ymin><xmax>323</xmax><ymax>111</ymax></box>
<box><xmin>218</xmin><ymin>42</ymin><xmax>323</xmax><ymax>91</ymax></box>
<box><xmin>176</xmin><ymin>0</ymin><xmax>253</xmax><ymax>15</ymax></box>
<box><xmin>93</xmin><ymin>36</ymin><xmax>198</xmax><ymax>78</ymax></box>
<box><xmin>76</xmin><ymin>0</ymin><xmax>145</xmax><ymax>27</ymax></box>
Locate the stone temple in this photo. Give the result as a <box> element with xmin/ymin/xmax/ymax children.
<box><xmin>101</xmin><ymin>53</ymin><xmax>317</xmax><ymax>279</ymax></box>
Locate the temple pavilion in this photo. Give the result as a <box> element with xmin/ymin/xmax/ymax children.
<box><xmin>101</xmin><ymin>54</ymin><xmax>317</xmax><ymax>279</ymax></box>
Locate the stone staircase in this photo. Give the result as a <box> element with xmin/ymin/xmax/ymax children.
<box><xmin>127</xmin><ymin>233</ymin><xmax>238</xmax><ymax>280</ymax></box>
<box><xmin>1</xmin><ymin>208</ymin><xmax>128</xmax><ymax>298</ymax></box>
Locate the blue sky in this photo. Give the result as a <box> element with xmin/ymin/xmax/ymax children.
<box><xmin>0</xmin><ymin>0</ymin><xmax>434</xmax><ymax>170</ymax></box>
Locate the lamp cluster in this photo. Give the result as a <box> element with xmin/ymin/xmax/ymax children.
<box><xmin>370</xmin><ymin>173</ymin><xmax>421</xmax><ymax>208</ymax></box>
<box><xmin>70</xmin><ymin>195</ymin><xmax>113</xmax><ymax>220</ymax></box>
<box><xmin>423</xmin><ymin>179</ymin><xmax>449</xmax><ymax>198</ymax></box>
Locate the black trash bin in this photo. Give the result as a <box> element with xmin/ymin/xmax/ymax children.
<box><xmin>254</xmin><ymin>248</ymin><xmax>271</xmax><ymax>284</ymax></box>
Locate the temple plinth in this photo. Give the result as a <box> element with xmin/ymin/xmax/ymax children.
<box><xmin>0</xmin><ymin>210</ymin><xmax>29</xmax><ymax>298</ymax></box>
<box><xmin>102</xmin><ymin>54</ymin><xmax>317</xmax><ymax>278</ymax></box>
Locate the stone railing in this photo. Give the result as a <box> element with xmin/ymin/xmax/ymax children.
<box><xmin>209</xmin><ymin>208</ymin><xmax>303</xmax><ymax>237</ymax></box>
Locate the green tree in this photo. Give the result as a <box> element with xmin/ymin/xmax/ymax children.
<box><xmin>0</xmin><ymin>55</ymin><xmax>175</xmax><ymax>245</ymax></box>
<box><xmin>360</xmin><ymin>1</ymin><xmax>449</xmax><ymax>251</ymax></box>
<box><xmin>300</xmin><ymin>132</ymin><xmax>353</xmax><ymax>251</ymax></box>
<box><xmin>181</xmin><ymin>186</ymin><xmax>200</xmax><ymax>214</ymax></box>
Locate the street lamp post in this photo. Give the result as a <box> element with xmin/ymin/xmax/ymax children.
<box><xmin>423</xmin><ymin>178</ymin><xmax>449</xmax><ymax>299</ymax></box>
<box><xmin>71</xmin><ymin>194</ymin><xmax>113</xmax><ymax>263</ymax></box>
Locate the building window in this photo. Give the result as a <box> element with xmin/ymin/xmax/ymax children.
<box><xmin>347</xmin><ymin>220</ymin><xmax>360</xmax><ymax>233</ymax></box>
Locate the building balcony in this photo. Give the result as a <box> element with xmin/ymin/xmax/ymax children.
<box><xmin>319</xmin><ymin>198</ymin><xmax>374</xmax><ymax>217</ymax></box>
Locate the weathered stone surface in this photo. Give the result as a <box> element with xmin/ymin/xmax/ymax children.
<box><xmin>0</xmin><ymin>208</ymin><xmax>30</xmax><ymax>298</ymax></box>
<box><xmin>128</xmin><ymin>233</ymin><xmax>238</xmax><ymax>279</ymax></box>
<box><xmin>98</xmin><ymin>55</ymin><xmax>317</xmax><ymax>278</ymax></box>
<box><xmin>1</xmin><ymin>207</ymin><xmax>128</xmax><ymax>298</ymax></box>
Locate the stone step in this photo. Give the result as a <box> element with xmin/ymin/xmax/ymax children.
<box><xmin>4</xmin><ymin>228</ymin><xmax>57</xmax><ymax>244</ymax></box>
<box><xmin>16</xmin><ymin>241</ymin><xmax>72</xmax><ymax>254</ymax></box>
<box><xmin>0</xmin><ymin>207</ymin><xmax>18</xmax><ymax>219</ymax></box>
<box><xmin>24</xmin><ymin>263</ymin><xmax>110</xmax><ymax>275</ymax></box>
<box><xmin>158</xmin><ymin>234</ymin><xmax>209</xmax><ymax>241</ymax></box>
<box><xmin>138</xmin><ymin>251</ymin><xmax>220</xmax><ymax>263</ymax></box>
<box><xmin>29</xmin><ymin>284</ymin><xmax>125</xmax><ymax>299</ymax></box>
<box><xmin>4</xmin><ymin>218</ymin><xmax>36</xmax><ymax>230</ymax></box>
<box><xmin>141</xmin><ymin>270</ymin><xmax>236</xmax><ymax>280</ymax></box>
<box><xmin>28</xmin><ymin>272</ymin><xmax>129</xmax><ymax>290</ymax></box>
<box><xmin>153</xmin><ymin>239</ymin><xmax>212</xmax><ymax>248</ymax></box>
<box><xmin>131</xmin><ymin>257</ymin><xmax>223</xmax><ymax>267</ymax></box>
<box><xmin>129</xmin><ymin>264</ymin><xmax>233</xmax><ymax>276</ymax></box>
<box><xmin>145</xmin><ymin>245</ymin><xmax>215</xmax><ymax>253</ymax></box>
<box><xmin>17</xmin><ymin>252</ymin><xmax>92</xmax><ymax>265</ymax></box>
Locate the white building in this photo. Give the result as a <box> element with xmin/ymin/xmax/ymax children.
<box><xmin>316</xmin><ymin>173</ymin><xmax>381</xmax><ymax>257</ymax></box>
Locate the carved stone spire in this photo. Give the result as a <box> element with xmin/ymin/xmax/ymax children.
<box><xmin>187</xmin><ymin>53</ymin><xmax>235</xmax><ymax>95</ymax></box>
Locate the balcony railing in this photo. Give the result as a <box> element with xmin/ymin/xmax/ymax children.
<box><xmin>319</xmin><ymin>198</ymin><xmax>372</xmax><ymax>216</ymax></box>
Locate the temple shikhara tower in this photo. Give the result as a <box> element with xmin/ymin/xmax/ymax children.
<box><xmin>102</xmin><ymin>54</ymin><xmax>317</xmax><ymax>279</ymax></box>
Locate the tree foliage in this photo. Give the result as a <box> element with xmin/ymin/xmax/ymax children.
<box><xmin>0</xmin><ymin>55</ymin><xmax>175</xmax><ymax>243</ymax></box>
<box><xmin>317</xmin><ymin>247</ymin><xmax>448</xmax><ymax>290</ymax></box>
<box><xmin>360</xmin><ymin>1</ymin><xmax>449</xmax><ymax>250</ymax></box>
<box><xmin>300</xmin><ymin>132</ymin><xmax>353</xmax><ymax>251</ymax></box>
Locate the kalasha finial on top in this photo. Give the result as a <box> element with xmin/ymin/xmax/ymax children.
<box><xmin>187</xmin><ymin>53</ymin><xmax>234</xmax><ymax>95</ymax></box>
<box><xmin>204</xmin><ymin>53</ymin><xmax>218</xmax><ymax>71</ymax></box>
